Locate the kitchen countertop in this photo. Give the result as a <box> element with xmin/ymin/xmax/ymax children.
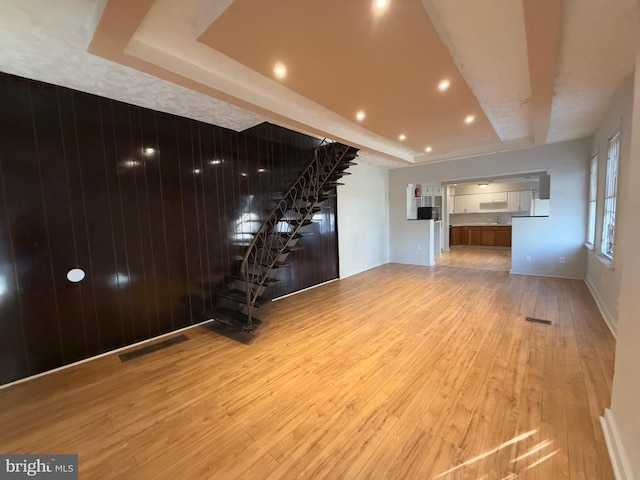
<box><xmin>450</xmin><ymin>223</ymin><xmax>512</xmax><ymax>227</ymax></box>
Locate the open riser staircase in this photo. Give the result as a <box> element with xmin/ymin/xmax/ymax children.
<box><xmin>203</xmin><ymin>140</ymin><xmax>358</xmax><ymax>332</ymax></box>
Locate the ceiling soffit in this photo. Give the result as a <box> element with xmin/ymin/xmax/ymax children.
<box><xmin>74</xmin><ymin>0</ymin><xmax>640</xmax><ymax>166</ymax></box>
<box><xmin>198</xmin><ymin>0</ymin><xmax>499</xmax><ymax>155</ymax></box>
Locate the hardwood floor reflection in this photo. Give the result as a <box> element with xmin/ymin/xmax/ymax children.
<box><xmin>0</xmin><ymin>263</ymin><xmax>615</xmax><ymax>479</ymax></box>
<box><xmin>438</xmin><ymin>246</ymin><xmax>512</xmax><ymax>271</ymax></box>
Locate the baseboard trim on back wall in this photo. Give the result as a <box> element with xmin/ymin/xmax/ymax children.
<box><xmin>0</xmin><ymin>319</ymin><xmax>216</xmax><ymax>392</ymax></box>
<box><xmin>508</xmin><ymin>269</ymin><xmax>585</xmax><ymax>280</ymax></box>
<box><xmin>272</xmin><ymin>278</ymin><xmax>339</xmax><ymax>301</ymax></box>
<box><xmin>600</xmin><ymin>409</ymin><xmax>634</xmax><ymax>480</ymax></box>
<box><xmin>584</xmin><ymin>277</ymin><xmax>618</xmax><ymax>339</ymax></box>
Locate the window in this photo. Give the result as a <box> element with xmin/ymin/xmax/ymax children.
<box><xmin>601</xmin><ymin>131</ymin><xmax>620</xmax><ymax>259</ymax></box>
<box><xmin>587</xmin><ymin>155</ymin><xmax>598</xmax><ymax>246</ymax></box>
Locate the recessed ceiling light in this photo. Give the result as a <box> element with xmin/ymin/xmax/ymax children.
<box><xmin>241</xmin><ymin>172</ymin><xmax>248</xmax><ymax>177</ymax></box>
<box><xmin>465</xmin><ymin>115</ymin><xmax>476</xmax><ymax>125</ymax></box>
<box><xmin>399</xmin><ymin>134</ymin><xmax>406</xmax><ymax>141</ymax></box>
<box><xmin>425</xmin><ymin>146</ymin><xmax>433</xmax><ymax>153</ymax></box>
<box><xmin>257</xmin><ymin>168</ymin><xmax>267</xmax><ymax>173</ymax></box>
<box><xmin>273</xmin><ymin>63</ymin><xmax>287</xmax><ymax>79</ymax></box>
<box><xmin>375</xmin><ymin>0</ymin><xmax>388</xmax><ymax>8</ymax></box>
<box><xmin>438</xmin><ymin>79</ymin><xmax>450</xmax><ymax>92</ymax></box>
<box><xmin>209</xmin><ymin>159</ymin><xmax>223</xmax><ymax>165</ymax></box>
<box><xmin>123</xmin><ymin>159</ymin><xmax>141</xmax><ymax>167</ymax></box>
<box><xmin>192</xmin><ymin>168</ymin><xmax>202</xmax><ymax>175</ymax></box>
<box><xmin>356</xmin><ymin>111</ymin><xmax>366</xmax><ymax>122</ymax></box>
<box><xmin>142</xmin><ymin>147</ymin><xmax>156</xmax><ymax>157</ymax></box>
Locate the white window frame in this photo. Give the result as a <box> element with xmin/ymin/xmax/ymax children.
<box><xmin>587</xmin><ymin>154</ymin><xmax>598</xmax><ymax>247</ymax></box>
<box><xmin>601</xmin><ymin>131</ymin><xmax>620</xmax><ymax>259</ymax></box>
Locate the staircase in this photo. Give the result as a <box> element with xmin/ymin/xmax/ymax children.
<box><xmin>203</xmin><ymin>140</ymin><xmax>358</xmax><ymax>332</ymax></box>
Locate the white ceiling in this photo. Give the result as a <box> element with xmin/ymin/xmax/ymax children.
<box><xmin>0</xmin><ymin>0</ymin><xmax>638</xmax><ymax>169</ymax></box>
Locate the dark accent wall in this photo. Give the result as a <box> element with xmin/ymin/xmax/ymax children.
<box><xmin>0</xmin><ymin>72</ymin><xmax>340</xmax><ymax>385</ymax></box>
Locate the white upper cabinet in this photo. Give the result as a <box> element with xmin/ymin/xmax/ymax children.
<box><xmin>508</xmin><ymin>191</ymin><xmax>520</xmax><ymax>211</ymax></box>
<box><xmin>466</xmin><ymin>195</ymin><xmax>480</xmax><ymax>213</ymax></box>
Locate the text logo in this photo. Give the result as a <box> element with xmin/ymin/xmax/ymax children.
<box><xmin>0</xmin><ymin>455</ymin><xmax>77</xmax><ymax>479</ymax></box>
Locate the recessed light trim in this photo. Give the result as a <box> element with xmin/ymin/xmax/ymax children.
<box><xmin>438</xmin><ymin>79</ymin><xmax>450</xmax><ymax>92</ymax></box>
<box><xmin>273</xmin><ymin>63</ymin><xmax>287</xmax><ymax>79</ymax></box>
<box><xmin>399</xmin><ymin>134</ymin><xmax>406</xmax><ymax>141</ymax></box>
<box><xmin>425</xmin><ymin>146</ymin><xmax>433</xmax><ymax>153</ymax></box>
<box><xmin>356</xmin><ymin>111</ymin><xmax>366</xmax><ymax>122</ymax></box>
<box><xmin>465</xmin><ymin>115</ymin><xmax>476</xmax><ymax>125</ymax></box>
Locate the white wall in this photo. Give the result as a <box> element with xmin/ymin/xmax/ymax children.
<box><xmin>389</xmin><ymin>139</ymin><xmax>591</xmax><ymax>278</ymax></box>
<box><xmin>337</xmin><ymin>161</ymin><xmax>390</xmax><ymax>278</ymax></box>
<box><xmin>584</xmin><ymin>79</ymin><xmax>634</xmax><ymax>336</ymax></box>
<box><xmin>600</xmin><ymin>47</ymin><xmax>640</xmax><ymax>480</ymax></box>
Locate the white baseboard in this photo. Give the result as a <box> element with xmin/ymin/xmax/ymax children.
<box><xmin>272</xmin><ymin>278</ymin><xmax>338</xmax><ymax>301</ymax></box>
<box><xmin>508</xmin><ymin>269</ymin><xmax>585</xmax><ymax>280</ymax></box>
<box><xmin>601</xmin><ymin>409</ymin><xmax>634</xmax><ymax>480</ymax></box>
<box><xmin>585</xmin><ymin>276</ymin><xmax>617</xmax><ymax>339</ymax></box>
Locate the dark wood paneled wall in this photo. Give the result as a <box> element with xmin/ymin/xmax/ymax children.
<box><xmin>0</xmin><ymin>72</ymin><xmax>340</xmax><ymax>385</ymax></box>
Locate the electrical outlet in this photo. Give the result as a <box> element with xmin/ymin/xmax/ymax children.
<box><xmin>417</xmin><ymin>244</ymin><xmax>421</xmax><ymax>250</ymax></box>
<box><xmin>559</xmin><ymin>257</ymin><xmax>565</xmax><ymax>264</ymax></box>
<box><xmin>525</xmin><ymin>255</ymin><xmax>531</xmax><ymax>262</ymax></box>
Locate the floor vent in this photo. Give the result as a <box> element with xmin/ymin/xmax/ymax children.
<box><xmin>526</xmin><ymin>317</ymin><xmax>552</xmax><ymax>325</ymax></box>
<box><xmin>119</xmin><ymin>334</ymin><xmax>189</xmax><ymax>362</ymax></box>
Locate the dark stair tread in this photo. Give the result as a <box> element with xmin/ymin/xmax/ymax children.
<box><xmin>272</xmin><ymin>232</ymin><xmax>313</xmax><ymax>239</ymax></box>
<box><xmin>254</xmin><ymin>260</ymin><xmax>291</xmax><ymax>269</ymax></box>
<box><xmin>203</xmin><ymin>307</ymin><xmax>261</xmax><ymax>332</ymax></box>
<box><xmin>232</xmin><ymin>274</ymin><xmax>282</xmax><ymax>286</ymax></box>
<box><xmin>255</xmin><ymin>245</ymin><xmax>304</xmax><ymax>254</ymax></box>
<box><xmin>218</xmin><ymin>289</ymin><xmax>271</xmax><ymax>308</ymax></box>
<box><xmin>285</xmin><ymin>219</ymin><xmax>314</xmax><ymax>227</ymax></box>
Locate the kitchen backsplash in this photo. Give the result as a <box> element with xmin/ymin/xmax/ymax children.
<box><xmin>449</xmin><ymin>212</ymin><xmax>529</xmax><ymax>225</ymax></box>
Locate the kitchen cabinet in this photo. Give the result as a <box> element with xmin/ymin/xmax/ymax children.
<box><xmin>507</xmin><ymin>190</ymin><xmax>532</xmax><ymax>212</ymax></box>
<box><xmin>461</xmin><ymin>226</ymin><xmax>470</xmax><ymax>244</ymax></box>
<box><xmin>519</xmin><ymin>190</ymin><xmax>532</xmax><ymax>213</ymax></box>
<box><xmin>454</xmin><ymin>194</ymin><xmax>480</xmax><ymax>213</ymax></box>
<box><xmin>450</xmin><ymin>225</ymin><xmax>511</xmax><ymax>247</ymax></box>
<box><xmin>479</xmin><ymin>192</ymin><xmax>507</xmax><ymax>204</ymax></box>
<box><xmin>496</xmin><ymin>228</ymin><xmax>512</xmax><ymax>247</ymax></box>
<box><xmin>420</xmin><ymin>185</ymin><xmax>443</xmax><ymax>220</ymax></box>
<box><xmin>466</xmin><ymin>195</ymin><xmax>480</xmax><ymax>213</ymax></box>
<box><xmin>452</xmin><ymin>190</ymin><xmax>532</xmax><ymax>213</ymax></box>
<box><xmin>470</xmin><ymin>227</ymin><xmax>483</xmax><ymax>245</ymax></box>
<box><xmin>450</xmin><ymin>226</ymin><xmax>461</xmax><ymax>245</ymax></box>
<box><xmin>507</xmin><ymin>192</ymin><xmax>520</xmax><ymax>212</ymax></box>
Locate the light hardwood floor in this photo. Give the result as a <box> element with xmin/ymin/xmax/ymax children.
<box><xmin>0</xmin><ymin>263</ymin><xmax>615</xmax><ymax>479</ymax></box>
<box><xmin>437</xmin><ymin>247</ymin><xmax>512</xmax><ymax>271</ymax></box>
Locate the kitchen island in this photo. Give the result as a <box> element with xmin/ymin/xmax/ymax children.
<box><xmin>450</xmin><ymin>224</ymin><xmax>512</xmax><ymax>247</ymax></box>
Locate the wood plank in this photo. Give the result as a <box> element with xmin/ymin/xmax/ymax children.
<box><xmin>0</xmin><ymin>262</ymin><xmax>615</xmax><ymax>479</ymax></box>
